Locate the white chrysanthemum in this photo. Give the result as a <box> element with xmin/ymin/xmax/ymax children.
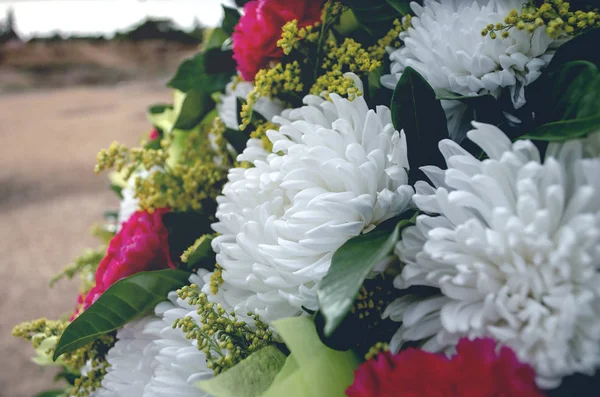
<box><xmin>381</xmin><ymin>0</ymin><xmax>558</xmax><ymax>139</ymax></box>
<box><xmin>385</xmin><ymin>122</ymin><xmax>600</xmax><ymax>388</ymax></box>
<box><xmin>217</xmin><ymin>78</ymin><xmax>283</xmax><ymax>130</ymax></box>
<box><xmin>208</xmin><ymin>74</ymin><xmax>414</xmax><ymax>323</ymax></box>
<box><xmin>97</xmin><ymin>271</ymin><xmax>212</xmax><ymax>397</ymax></box>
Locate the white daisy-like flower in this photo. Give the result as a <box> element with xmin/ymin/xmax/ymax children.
<box><xmin>385</xmin><ymin>122</ymin><xmax>600</xmax><ymax>388</ymax></box>
<box><xmin>217</xmin><ymin>78</ymin><xmax>283</xmax><ymax>130</ymax></box>
<box><xmin>381</xmin><ymin>0</ymin><xmax>558</xmax><ymax>139</ymax></box>
<box><xmin>208</xmin><ymin>74</ymin><xmax>414</xmax><ymax>323</ymax></box>
<box><xmin>97</xmin><ymin>271</ymin><xmax>212</xmax><ymax>397</ymax></box>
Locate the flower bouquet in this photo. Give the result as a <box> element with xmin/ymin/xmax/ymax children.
<box><xmin>14</xmin><ymin>0</ymin><xmax>600</xmax><ymax>396</ymax></box>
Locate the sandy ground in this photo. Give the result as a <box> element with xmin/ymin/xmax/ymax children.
<box><xmin>0</xmin><ymin>82</ymin><xmax>172</xmax><ymax>397</ymax></box>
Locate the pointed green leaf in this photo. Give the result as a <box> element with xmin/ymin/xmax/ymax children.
<box><xmin>345</xmin><ymin>0</ymin><xmax>410</xmax><ymax>37</ymax></box>
<box><xmin>168</xmin><ymin>52</ymin><xmax>231</xmax><ymax>94</ymax></box>
<box><xmin>261</xmin><ymin>317</ymin><xmax>360</xmax><ymax>397</ymax></box>
<box><xmin>172</xmin><ymin>89</ymin><xmax>207</xmax><ymax>130</ymax></box>
<box><xmin>196</xmin><ymin>346</ymin><xmax>286</xmax><ymax>397</ymax></box>
<box><xmin>391</xmin><ymin>67</ymin><xmax>448</xmax><ymax>183</ymax></box>
<box><xmin>53</xmin><ymin>269</ymin><xmax>190</xmax><ymax>360</ymax></box>
<box><xmin>204</xmin><ymin>27</ymin><xmax>229</xmax><ymax>50</ymax></box>
<box><xmin>223</xmin><ymin>128</ymin><xmax>250</xmax><ymax>153</ymax></box>
<box><xmin>221</xmin><ymin>5</ymin><xmax>241</xmax><ymax>35</ymax></box>
<box><xmin>522</xmin><ymin>28</ymin><xmax>600</xmax><ymax>141</ymax></box>
<box><xmin>182</xmin><ymin>234</ymin><xmax>216</xmax><ymax>270</ymax></box>
<box><xmin>33</xmin><ymin>390</ymin><xmax>65</xmax><ymax>397</ymax></box>
<box><xmin>317</xmin><ymin>212</ymin><xmax>416</xmax><ymax>337</ymax></box>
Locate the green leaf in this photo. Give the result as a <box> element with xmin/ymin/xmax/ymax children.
<box><xmin>162</xmin><ymin>212</ymin><xmax>214</xmax><ymax>270</ymax></box>
<box><xmin>345</xmin><ymin>0</ymin><xmax>410</xmax><ymax>37</ymax></box>
<box><xmin>221</xmin><ymin>5</ymin><xmax>241</xmax><ymax>35</ymax></box>
<box><xmin>525</xmin><ymin>61</ymin><xmax>600</xmax><ymax>141</ymax></box>
<box><xmin>385</xmin><ymin>0</ymin><xmax>412</xmax><ymax>15</ymax></box>
<box><xmin>109</xmin><ymin>184</ymin><xmax>123</xmax><ymax>199</ymax></box>
<box><xmin>317</xmin><ymin>212</ymin><xmax>416</xmax><ymax>337</ymax></box>
<box><xmin>147</xmin><ymin>103</ymin><xmax>175</xmax><ymax>133</ymax></box>
<box><xmin>33</xmin><ymin>390</ymin><xmax>65</xmax><ymax>397</ymax></box>
<box><xmin>168</xmin><ymin>52</ymin><xmax>232</xmax><ymax>94</ymax></box>
<box><xmin>183</xmin><ymin>234</ymin><xmax>216</xmax><ymax>269</ymax></box>
<box><xmin>261</xmin><ymin>317</ymin><xmax>360</xmax><ymax>397</ymax></box>
<box><xmin>391</xmin><ymin>67</ymin><xmax>449</xmax><ymax>183</ymax></box>
<box><xmin>223</xmin><ymin>128</ymin><xmax>250</xmax><ymax>153</ymax></box>
<box><xmin>522</xmin><ymin>114</ymin><xmax>600</xmax><ymax>141</ymax></box>
<box><xmin>434</xmin><ymin>88</ymin><xmax>487</xmax><ymax>101</ymax></box>
<box><xmin>204</xmin><ymin>27</ymin><xmax>229</xmax><ymax>50</ymax></box>
<box><xmin>520</xmin><ymin>28</ymin><xmax>600</xmax><ymax>141</ymax></box>
<box><xmin>196</xmin><ymin>346</ymin><xmax>286</xmax><ymax>397</ymax></box>
<box><xmin>53</xmin><ymin>269</ymin><xmax>190</xmax><ymax>360</ymax></box>
<box><xmin>172</xmin><ymin>89</ymin><xmax>207</xmax><ymax>130</ymax></box>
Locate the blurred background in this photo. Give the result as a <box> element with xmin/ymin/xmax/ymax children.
<box><xmin>0</xmin><ymin>1</ymin><xmax>230</xmax><ymax>395</ymax></box>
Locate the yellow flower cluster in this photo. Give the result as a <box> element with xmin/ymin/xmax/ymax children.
<box><xmin>13</xmin><ymin>319</ymin><xmax>115</xmax><ymax>397</ymax></box>
<box><xmin>174</xmin><ymin>284</ymin><xmax>275</xmax><ymax>375</ymax></box>
<box><xmin>277</xmin><ymin>19</ymin><xmax>320</xmax><ymax>55</ymax></box>
<box><xmin>482</xmin><ymin>0</ymin><xmax>600</xmax><ymax>39</ymax></box>
<box><xmin>310</xmin><ymin>37</ymin><xmax>380</xmax><ymax>99</ymax></box>
<box><xmin>209</xmin><ymin>263</ymin><xmax>224</xmax><ymax>295</ymax></box>
<box><xmin>240</xmin><ymin>61</ymin><xmax>304</xmax><ymax>129</ymax></box>
<box><xmin>364</xmin><ymin>342</ymin><xmax>390</xmax><ymax>361</ymax></box>
<box><xmin>249</xmin><ymin>121</ymin><xmax>280</xmax><ymax>153</ymax></box>
<box><xmin>367</xmin><ymin>17</ymin><xmax>411</xmax><ymax>60</ymax></box>
<box><xmin>96</xmin><ymin>125</ymin><xmax>232</xmax><ymax>213</ymax></box>
<box><xmin>134</xmin><ymin>159</ymin><xmax>227</xmax><ymax>213</ymax></box>
<box><xmin>50</xmin><ymin>246</ymin><xmax>105</xmax><ymax>291</ymax></box>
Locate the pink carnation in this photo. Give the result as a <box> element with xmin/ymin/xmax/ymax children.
<box><xmin>76</xmin><ymin>208</ymin><xmax>174</xmax><ymax>315</ymax></box>
<box><xmin>347</xmin><ymin>338</ymin><xmax>545</xmax><ymax>397</ymax></box>
<box><xmin>232</xmin><ymin>0</ymin><xmax>323</xmax><ymax>81</ymax></box>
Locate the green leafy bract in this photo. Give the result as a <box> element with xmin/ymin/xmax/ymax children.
<box><xmin>172</xmin><ymin>89</ymin><xmax>207</xmax><ymax>130</ymax></box>
<box><xmin>317</xmin><ymin>213</ymin><xmax>416</xmax><ymax>337</ymax></box>
<box><xmin>523</xmin><ymin>28</ymin><xmax>600</xmax><ymax>141</ymax></box>
<box><xmin>167</xmin><ymin>52</ymin><xmax>232</xmax><ymax>94</ymax></box>
<box><xmin>162</xmin><ymin>211</ymin><xmax>214</xmax><ymax>270</ymax></box>
<box><xmin>261</xmin><ymin>317</ymin><xmax>360</xmax><ymax>397</ymax></box>
<box><xmin>221</xmin><ymin>5</ymin><xmax>241</xmax><ymax>35</ymax></box>
<box><xmin>183</xmin><ymin>234</ymin><xmax>216</xmax><ymax>270</ymax></box>
<box><xmin>391</xmin><ymin>67</ymin><xmax>448</xmax><ymax>183</ymax></box>
<box><xmin>346</xmin><ymin>0</ymin><xmax>411</xmax><ymax>37</ymax></box>
<box><xmin>196</xmin><ymin>346</ymin><xmax>286</xmax><ymax>397</ymax></box>
<box><xmin>53</xmin><ymin>269</ymin><xmax>190</xmax><ymax>360</ymax></box>
<box><xmin>33</xmin><ymin>391</ymin><xmax>65</xmax><ymax>397</ymax></box>
<box><xmin>524</xmin><ymin>60</ymin><xmax>600</xmax><ymax>141</ymax></box>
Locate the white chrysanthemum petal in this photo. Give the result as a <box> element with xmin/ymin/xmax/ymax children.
<box><xmin>209</xmin><ymin>76</ymin><xmax>414</xmax><ymax>322</ymax></box>
<box><xmin>382</xmin><ymin>0</ymin><xmax>559</xmax><ymax>140</ymax></box>
<box><xmin>390</xmin><ymin>124</ymin><xmax>600</xmax><ymax>389</ymax></box>
<box><xmin>97</xmin><ymin>272</ymin><xmax>212</xmax><ymax>397</ymax></box>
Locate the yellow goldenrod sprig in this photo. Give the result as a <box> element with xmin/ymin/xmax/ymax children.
<box><xmin>240</xmin><ymin>61</ymin><xmax>304</xmax><ymax>129</ymax></box>
<box><xmin>310</xmin><ymin>37</ymin><xmax>380</xmax><ymax>100</ymax></box>
<box><xmin>209</xmin><ymin>264</ymin><xmax>224</xmax><ymax>295</ymax></box>
<box><xmin>367</xmin><ymin>17</ymin><xmax>412</xmax><ymax>60</ymax></box>
<box><xmin>174</xmin><ymin>284</ymin><xmax>276</xmax><ymax>375</ymax></box>
<box><xmin>482</xmin><ymin>0</ymin><xmax>600</xmax><ymax>39</ymax></box>
<box><xmin>13</xmin><ymin>319</ymin><xmax>115</xmax><ymax>397</ymax></box>
<box><xmin>50</xmin><ymin>246</ymin><xmax>105</xmax><ymax>289</ymax></box>
<box><xmin>277</xmin><ymin>19</ymin><xmax>321</xmax><ymax>55</ymax></box>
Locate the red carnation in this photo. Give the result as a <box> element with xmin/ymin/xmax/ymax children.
<box><xmin>232</xmin><ymin>0</ymin><xmax>323</xmax><ymax>81</ymax></box>
<box><xmin>78</xmin><ymin>208</ymin><xmax>174</xmax><ymax>314</ymax></box>
<box><xmin>346</xmin><ymin>338</ymin><xmax>546</xmax><ymax>397</ymax></box>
